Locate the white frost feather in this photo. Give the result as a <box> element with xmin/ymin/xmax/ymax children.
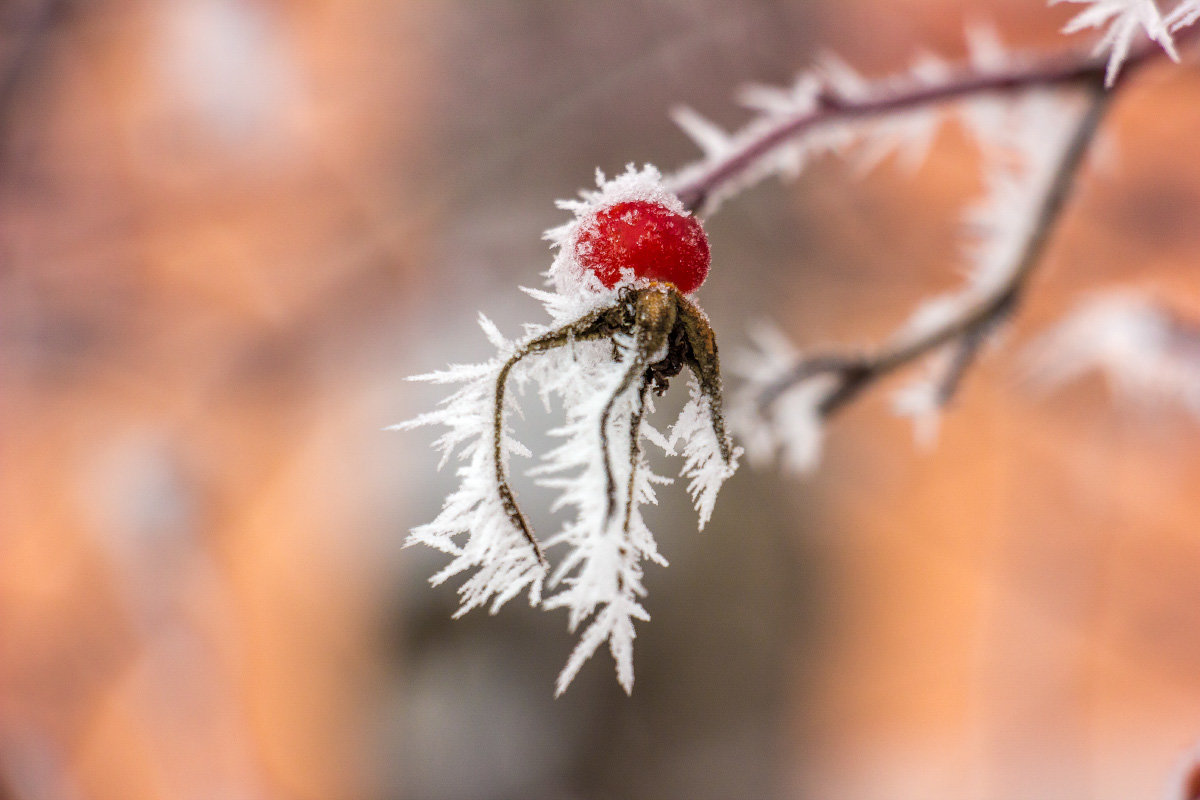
<box><xmin>390</xmin><ymin>319</ymin><xmax>548</xmax><ymax>614</ymax></box>
<box><xmin>671</xmin><ymin>378</ymin><xmax>743</xmax><ymax>529</ymax></box>
<box><xmin>1167</xmin><ymin>0</ymin><xmax>1200</xmax><ymax>30</ymax></box>
<box><xmin>1051</xmin><ymin>0</ymin><xmax>1185</xmax><ymax>85</ymax></box>
<box><xmin>1026</xmin><ymin>291</ymin><xmax>1200</xmax><ymax>415</ymax></box>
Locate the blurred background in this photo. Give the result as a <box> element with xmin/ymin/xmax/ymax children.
<box><xmin>2</xmin><ymin>1</ymin><xmax>1200</xmax><ymax>798</ymax></box>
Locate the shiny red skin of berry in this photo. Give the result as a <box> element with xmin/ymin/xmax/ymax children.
<box><xmin>577</xmin><ymin>201</ymin><xmax>710</xmax><ymax>294</ymax></box>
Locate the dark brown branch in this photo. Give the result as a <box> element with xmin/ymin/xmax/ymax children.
<box><xmin>671</xmin><ymin>26</ymin><xmax>1197</xmax><ymax>214</ymax></box>
<box><xmin>755</xmin><ymin>81</ymin><xmax>1112</xmax><ymax>422</ymax></box>
<box><xmin>933</xmin><ymin>315</ymin><xmax>999</xmax><ymax>407</ymax></box>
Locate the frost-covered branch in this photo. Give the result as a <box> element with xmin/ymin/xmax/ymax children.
<box><xmin>736</xmin><ymin>84</ymin><xmax>1110</xmax><ymax>470</ymax></box>
<box><xmin>668</xmin><ymin>19</ymin><xmax>1197</xmax><ymax>215</ymax></box>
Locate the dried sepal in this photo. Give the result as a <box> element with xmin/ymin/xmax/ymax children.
<box><xmin>400</xmin><ymin>243</ymin><xmax>737</xmax><ymax>693</ymax></box>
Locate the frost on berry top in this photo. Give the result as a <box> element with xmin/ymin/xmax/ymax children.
<box><xmin>545</xmin><ymin>164</ymin><xmax>699</xmax><ymax>295</ymax></box>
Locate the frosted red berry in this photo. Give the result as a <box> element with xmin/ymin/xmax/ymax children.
<box><xmin>577</xmin><ymin>201</ymin><xmax>710</xmax><ymax>294</ymax></box>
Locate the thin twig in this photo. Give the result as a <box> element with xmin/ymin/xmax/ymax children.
<box><xmin>756</xmin><ymin>80</ymin><xmax>1111</xmax><ymax>420</ymax></box>
<box><xmin>670</xmin><ymin>26</ymin><xmax>1196</xmax><ymax>214</ymax></box>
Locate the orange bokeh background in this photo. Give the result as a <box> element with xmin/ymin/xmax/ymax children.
<box><xmin>2</xmin><ymin>2</ymin><xmax>1199</xmax><ymax>799</ymax></box>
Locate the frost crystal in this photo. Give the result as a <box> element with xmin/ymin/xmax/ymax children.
<box><xmin>1167</xmin><ymin>0</ymin><xmax>1200</xmax><ymax>30</ymax></box>
<box><xmin>732</xmin><ymin>324</ymin><xmax>829</xmax><ymax>474</ymax></box>
<box><xmin>398</xmin><ymin>167</ymin><xmax>739</xmax><ymax>695</ymax></box>
<box><xmin>1051</xmin><ymin>0</ymin><xmax>1191</xmax><ymax>85</ymax></box>
<box><xmin>666</xmin><ymin>42</ymin><xmax>982</xmax><ymax>214</ymax></box>
<box><xmin>1026</xmin><ymin>292</ymin><xmax>1200</xmax><ymax>415</ymax></box>
<box><xmin>545</xmin><ymin>165</ymin><xmax>689</xmax><ymax>296</ymax></box>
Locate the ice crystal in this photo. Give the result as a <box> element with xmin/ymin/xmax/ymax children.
<box><xmin>1167</xmin><ymin>0</ymin><xmax>1200</xmax><ymax>30</ymax></box>
<box><xmin>1026</xmin><ymin>292</ymin><xmax>1200</xmax><ymax>415</ymax></box>
<box><xmin>1051</xmin><ymin>0</ymin><xmax>1191</xmax><ymax>85</ymax></box>
<box><xmin>665</xmin><ymin>51</ymin><xmax>959</xmax><ymax>214</ymax></box>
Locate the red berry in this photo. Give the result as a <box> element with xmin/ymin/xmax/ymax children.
<box><xmin>577</xmin><ymin>201</ymin><xmax>710</xmax><ymax>294</ymax></box>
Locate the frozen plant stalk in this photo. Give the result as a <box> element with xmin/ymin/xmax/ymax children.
<box><xmin>395</xmin><ymin>166</ymin><xmax>741</xmax><ymax>694</ymax></box>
